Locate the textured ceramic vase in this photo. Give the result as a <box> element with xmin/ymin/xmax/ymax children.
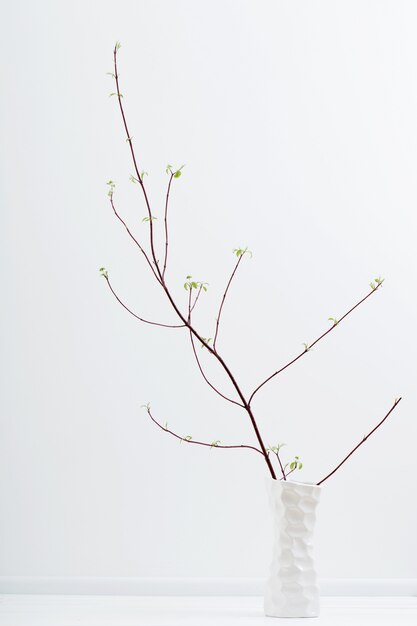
<box><xmin>264</xmin><ymin>479</ymin><xmax>321</xmax><ymax>618</ymax></box>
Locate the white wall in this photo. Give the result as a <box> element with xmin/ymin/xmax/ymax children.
<box><xmin>1</xmin><ymin>0</ymin><xmax>416</xmax><ymax>582</ymax></box>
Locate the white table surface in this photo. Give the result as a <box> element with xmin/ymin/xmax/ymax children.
<box><xmin>1</xmin><ymin>595</ymin><xmax>417</xmax><ymax>626</ymax></box>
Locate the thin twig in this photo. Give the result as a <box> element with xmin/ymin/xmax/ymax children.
<box><xmin>190</xmin><ymin>284</ymin><xmax>203</xmax><ymax>314</ymax></box>
<box><xmin>162</xmin><ymin>172</ymin><xmax>174</xmax><ymax>280</ymax></box>
<box><xmin>249</xmin><ymin>283</ymin><xmax>383</xmax><ymax>404</ymax></box>
<box><xmin>104</xmin><ymin>275</ymin><xmax>185</xmax><ymax>328</ymax></box>
<box><xmin>110</xmin><ymin>196</ymin><xmax>161</xmax><ymax>283</ymax></box>
<box><xmin>280</xmin><ymin>467</ymin><xmax>296</xmax><ymax>481</ymax></box>
<box><xmin>274</xmin><ymin>449</ymin><xmax>287</xmax><ymax>480</ymax></box>
<box><xmin>213</xmin><ymin>253</ymin><xmax>245</xmax><ymax>351</ymax></box>
<box><xmin>113</xmin><ymin>46</ymin><xmax>160</xmax><ymax>275</ymax></box>
<box><xmin>187</xmin><ymin>290</ymin><xmax>244</xmax><ymax>408</ymax></box>
<box><xmin>316</xmin><ymin>398</ymin><xmax>402</xmax><ymax>485</ymax></box>
<box><xmin>146</xmin><ymin>406</ymin><xmax>264</xmax><ymax>455</ymax></box>
<box><xmin>187</xmin><ymin>286</ymin><xmax>193</xmax><ymax>322</ymax></box>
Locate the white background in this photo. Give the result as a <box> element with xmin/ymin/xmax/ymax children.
<box><xmin>1</xmin><ymin>0</ymin><xmax>416</xmax><ymax>582</ymax></box>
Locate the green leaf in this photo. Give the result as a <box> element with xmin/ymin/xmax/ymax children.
<box><xmin>99</xmin><ymin>267</ymin><xmax>108</xmax><ymax>278</ymax></box>
<box><xmin>232</xmin><ymin>246</ymin><xmax>252</xmax><ymax>258</ymax></box>
<box><xmin>115</xmin><ymin>41</ymin><xmax>122</xmax><ymax>51</ymax></box>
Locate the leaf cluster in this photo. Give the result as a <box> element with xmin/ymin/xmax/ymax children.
<box><xmin>370</xmin><ymin>276</ymin><xmax>385</xmax><ymax>290</ymax></box>
<box><xmin>285</xmin><ymin>455</ymin><xmax>303</xmax><ymax>472</ymax></box>
<box><xmin>166</xmin><ymin>164</ymin><xmax>185</xmax><ymax>178</ymax></box>
<box><xmin>106</xmin><ymin>180</ymin><xmax>116</xmax><ymax>197</ymax></box>
<box><xmin>183</xmin><ymin>275</ymin><xmax>209</xmax><ymax>292</ymax></box>
<box><xmin>233</xmin><ymin>246</ymin><xmax>252</xmax><ymax>258</ymax></box>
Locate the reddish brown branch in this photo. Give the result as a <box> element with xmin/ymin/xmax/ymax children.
<box><xmin>110</xmin><ymin>47</ymin><xmax>277</xmax><ymax>479</ymax></box>
<box><xmin>113</xmin><ymin>46</ymin><xmax>160</xmax><ymax>275</ymax></box>
<box><xmin>156</xmin><ymin>283</ymin><xmax>277</xmax><ymax>477</ymax></box>
<box><xmin>190</xmin><ymin>285</ymin><xmax>203</xmax><ymax>314</ymax></box>
<box><xmin>162</xmin><ymin>172</ymin><xmax>174</xmax><ymax>280</ymax></box>
<box><xmin>104</xmin><ymin>275</ymin><xmax>185</xmax><ymax>329</ymax></box>
<box><xmin>186</xmin><ymin>288</ymin><xmax>243</xmax><ymax>407</ymax></box>
<box><xmin>110</xmin><ymin>196</ymin><xmax>161</xmax><ymax>283</ymax></box>
<box><xmin>249</xmin><ymin>283</ymin><xmax>383</xmax><ymax>404</ymax></box>
<box><xmin>316</xmin><ymin>398</ymin><xmax>402</xmax><ymax>485</ymax></box>
<box><xmin>213</xmin><ymin>253</ymin><xmax>245</xmax><ymax>351</ymax></box>
<box><xmin>275</xmin><ymin>449</ymin><xmax>287</xmax><ymax>480</ymax></box>
<box><xmin>146</xmin><ymin>406</ymin><xmax>264</xmax><ymax>455</ymax></box>
<box><xmin>189</xmin><ymin>331</ymin><xmax>244</xmax><ymax>408</ymax></box>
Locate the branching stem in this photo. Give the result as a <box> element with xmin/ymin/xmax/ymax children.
<box><xmin>110</xmin><ymin>196</ymin><xmax>161</xmax><ymax>284</ymax></box>
<box><xmin>146</xmin><ymin>406</ymin><xmax>264</xmax><ymax>455</ymax></box>
<box><xmin>108</xmin><ymin>47</ymin><xmax>400</xmax><ymax>485</ymax></box>
<box><xmin>112</xmin><ymin>45</ymin><xmax>276</xmax><ymax>480</ymax></box>
<box><xmin>316</xmin><ymin>398</ymin><xmax>402</xmax><ymax>485</ymax></box>
<box><xmin>274</xmin><ymin>449</ymin><xmax>287</xmax><ymax>480</ymax></box>
<box><xmin>249</xmin><ymin>283</ymin><xmax>384</xmax><ymax>404</ymax></box>
<box><xmin>162</xmin><ymin>172</ymin><xmax>174</xmax><ymax>280</ymax></box>
<box><xmin>189</xmin><ymin>331</ymin><xmax>244</xmax><ymax>408</ymax></box>
<box><xmin>104</xmin><ymin>276</ymin><xmax>185</xmax><ymax>328</ymax></box>
<box><xmin>213</xmin><ymin>253</ymin><xmax>245</xmax><ymax>351</ymax></box>
<box><xmin>113</xmin><ymin>46</ymin><xmax>159</xmax><ymax>272</ymax></box>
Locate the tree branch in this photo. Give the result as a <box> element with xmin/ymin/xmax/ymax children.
<box><xmin>187</xmin><ymin>287</ymin><xmax>244</xmax><ymax>407</ymax></box>
<box><xmin>162</xmin><ymin>172</ymin><xmax>174</xmax><ymax>280</ymax></box>
<box><xmin>275</xmin><ymin>449</ymin><xmax>287</xmax><ymax>480</ymax></box>
<box><xmin>110</xmin><ymin>48</ymin><xmax>277</xmax><ymax>479</ymax></box>
<box><xmin>113</xmin><ymin>45</ymin><xmax>160</xmax><ymax>275</ymax></box>
<box><xmin>146</xmin><ymin>406</ymin><xmax>264</xmax><ymax>455</ymax></box>
<box><xmin>316</xmin><ymin>397</ymin><xmax>402</xmax><ymax>485</ymax></box>
<box><xmin>109</xmin><ymin>195</ymin><xmax>161</xmax><ymax>284</ymax></box>
<box><xmin>104</xmin><ymin>274</ymin><xmax>185</xmax><ymax>329</ymax></box>
<box><xmin>190</xmin><ymin>284</ymin><xmax>203</xmax><ymax>315</ymax></box>
<box><xmin>280</xmin><ymin>467</ymin><xmax>296</xmax><ymax>481</ymax></box>
<box><xmin>189</xmin><ymin>330</ymin><xmax>244</xmax><ymax>408</ymax></box>
<box><xmin>249</xmin><ymin>283</ymin><xmax>384</xmax><ymax>405</ymax></box>
<box><xmin>213</xmin><ymin>252</ymin><xmax>245</xmax><ymax>351</ymax></box>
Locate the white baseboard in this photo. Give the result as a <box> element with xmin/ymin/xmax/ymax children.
<box><xmin>0</xmin><ymin>577</ymin><xmax>416</xmax><ymax>596</ymax></box>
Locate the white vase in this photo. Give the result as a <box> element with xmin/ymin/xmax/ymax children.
<box><xmin>264</xmin><ymin>479</ymin><xmax>321</xmax><ymax>618</ymax></box>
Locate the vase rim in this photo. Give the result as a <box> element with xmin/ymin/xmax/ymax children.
<box><xmin>269</xmin><ymin>478</ymin><xmax>321</xmax><ymax>489</ymax></box>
